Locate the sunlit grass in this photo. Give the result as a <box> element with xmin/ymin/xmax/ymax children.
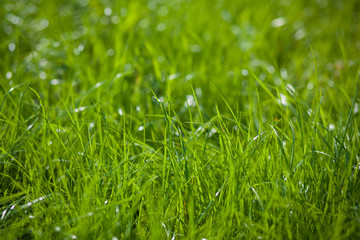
<box><xmin>1</xmin><ymin>0</ymin><xmax>360</xmax><ymax>239</ymax></box>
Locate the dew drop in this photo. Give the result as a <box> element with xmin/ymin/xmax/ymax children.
<box><xmin>39</xmin><ymin>72</ymin><xmax>47</xmax><ymax>79</ymax></box>
<box><xmin>104</xmin><ymin>8</ymin><xmax>112</xmax><ymax>16</ymax></box>
<box><xmin>50</xmin><ymin>79</ymin><xmax>60</xmax><ymax>85</ymax></box>
<box><xmin>241</xmin><ymin>69</ymin><xmax>248</xmax><ymax>76</ymax></box>
<box><xmin>156</xmin><ymin>23</ymin><xmax>166</xmax><ymax>31</ymax></box>
<box><xmin>271</xmin><ymin>17</ymin><xmax>286</xmax><ymax>28</ymax></box>
<box><xmin>168</xmin><ymin>73</ymin><xmax>179</xmax><ymax>80</ymax></box>
<box><xmin>8</xmin><ymin>43</ymin><xmax>16</xmax><ymax>52</ymax></box>
<box><xmin>6</xmin><ymin>71</ymin><xmax>12</xmax><ymax>79</ymax></box>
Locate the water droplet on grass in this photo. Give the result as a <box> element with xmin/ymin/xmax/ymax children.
<box><xmin>148</xmin><ymin>1</ymin><xmax>157</xmax><ymax>10</ymax></box>
<box><xmin>294</xmin><ymin>28</ymin><xmax>306</xmax><ymax>40</ymax></box>
<box><xmin>209</xmin><ymin>128</ymin><xmax>217</xmax><ymax>137</ymax></box>
<box><xmin>286</xmin><ymin>83</ymin><xmax>295</xmax><ymax>96</ymax></box>
<box><xmin>6</xmin><ymin>71</ymin><xmax>12</xmax><ymax>79</ymax></box>
<box><xmin>55</xmin><ymin>226</ymin><xmax>61</xmax><ymax>232</ymax></box>
<box><xmin>115</xmin><ymin>73</ymin><xmax>123</xmax><ymax>79</ymax></box>
<box><xmin>241</xmin><ymin>69</ymin><xmax>248</xmax><ymax>76</ymax></box>
<box><xmin>278</xmin><ymin>93</ymin><xmax>288</xmax><ymax>106</ymax></box>
<box><xmin>267</xmin><ymin>65</ymin><xmax>275</xmax><ymax>74</ymax></box>
<box><xmin>8</xmin><ymin>43</ymin><xmax>16</xmax><ymax>52</ymax></box>
<box><xmin>156</xmin><ymin>23</ymin><xmax>166</xmax><ymax>31</ymax></box>
<box><xmin>39</xmin><ymin>58</ymin><xmax>48</xmax><ymax>67</ymax></box>
<box><xmin>1</xmin><ymin>210</ymin><xmax>7</xmax><ymax>220</ymax></box>
<box><xmin>79</xmin><ymin>0</ymin><xmax>89</xmax><ymax>7</ymax></box>
<box><xmin>271</xmin><ymin>17</ymin><xmax>286</xmax><ymax>28</ymax></box>
<box><xmin>73</xmin><ymin>44</ymin><xmax>84</xmax><ymax>55</ymax></box>
<box><xmin>118</xmin><ymin>108</ymin><xmax>124</xmax><ymax>116</ymax></box>
<box><xmin>111</xmin><ymin>15</ymin><xmax>120</xmax><ymax>24</ymax></box>
<box><xmin>136</xmin><ymin>106</ymin><xmax>141</xmax><ymax>112</ymax></box>
<box><xmin>168</xmin><ymin>73</ymin><xmax>179</xmax><ymax>80</ymax></box>
<box><xmin>39</xmin><ymin>72</ymin><xmax>47</xmax><ymax>79</ymax></box>
<box><xmin>354</xmin><ymin>103</ymin><xmax>359</xmax><ymax>114</ymax></box>
<box><xmin>221</xmin><ymin>10</ymin><xmax>232</xmax><ymax>22</ymax></box>
<box><xmin>104</xmin><ymin>8</ymin><xmax>112</xmax><ymax>16</ymax></box>
<box><xmin>307</xmin><ymin>82</ymin><xmax>314</xmax><ymax>90</ymax></box>
<box><xmin>190</xmin><ymin>44</ymin><xmax>201</xmax><ymax>52</ymax></box>
<box><xmin>185</xmin><ymin>74</ymin><xmax>194</xmax><ymax>81</ymax></box>
<box><xmin>185</xmin><ymin>95</ymin><xmax>196</xmax><ymax>107</ymax></box>
<box><xmin>107</xmin><ymin>48</ymin><xmax>114</xmax><ymax>56</ymax></box>
<box><xmin>50</xmin><ymin>79</ymin><xmax>60</xmax><ymax>85</ymax></box>
<box><xmin>138</xmin><ymin>125</ymin><xmax>144</xmax><ymax>131</ymax></box>
<box><xmin>95</xmin><ymin>82</ymin><xmax>103</xmax><ymax>88</ymax></box>
<box><xmin>6</xmin><ymin>13</ymin><xmax>23</xmax><ymax>25</ymax></box>
<box><xmin>195</xmin><ymin>88</ymin><xmax>202</xmax><ymax>96</ymax></box>
<box><xmin>280</xmin><ymin>68</ymin><xmax>288</xmax><ymax>79</ymax></box>
<box><xmin>35</xmin><ymin>19</ymin><xmax>49</xmax><ymax>31</ymax></box>
<box><xmin>74</xmin><ymin>107</ymin><xmax>86</xmax><ymax>113</ymax></box>
<box><xmin>158</xmin><ymin>6</ymin><xmax>168</xmax><ymax>16</ymax></box>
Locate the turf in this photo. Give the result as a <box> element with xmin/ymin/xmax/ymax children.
<box><xmin>1</xmin><ymin>0</ymin><xmax>360</xmax><ymax>239</ymax></box>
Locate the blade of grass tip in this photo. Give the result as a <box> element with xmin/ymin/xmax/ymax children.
<box><xmin>0</xmin><ymin>63</ymin><xmax>24</xmax><ymax>112</ymax></box>
<box><xmin>150</xmin><ymin>90</ymin><xmax>171</xmax><ymax>195</ymax></box>
<box><xmin>337</xmin><ymin>70</ymin><xmax>359</xmax><ymax>161</ymax></box>
<box><xmin>250</xmin><ymin>70</ymin><xmax>278</xmax><ymax>103</ymax></box>
<box><xmin>309</xmin><ymin>43</ymin><xmax>321</xmax><ymax>176</ymax></box>
<box><xmin>28</xmin><ymin>87</ymin><xmax>46</xmax><ymax>118</ymax></box>
<box><xmin>308</xmin><ymin>43</ymin><xmax>318</xmax><ymax>96</ymax></box>
<box><xmin>208</xmin><ymin>77</ymin><xmax>233</xmax><ymax>111</ymax></box>
<box><xmin>13</xmin><ymin>82</ymin><xmax>31</xmax><ymax>143</ymax></box>
<box><xmin>215</xmin><ymin>103</ymin><xmax>229</xmax><ymax>135</ymax></box>
<box><xmin>196</xmin><ymin>181</ymin><xmax>226</xmax><ymax>225</ymax></box>
<box><xmin>269</xmin><ymin>124</ymin><xmax>289</xmax><ymax>170</ymax></box>
<box><xmin>220</xmin><ymin>95</ymin><xmax>240</xmax><ymax>130</ymax></box>
<box><xmin>254</xmin><ymin>78</ymin><xmax>263</xmax><ymax>135</ymax></box>
<box><xmin>0</xmin><ymin>83</ymin><xmax>25</xmax><ymax>113</ymax></box>
<box><xmin>190</xmin><ymin>85</ymin><xmax>203</xmax><ymax>123</ymax></box>
<box><xmin>338</xmin><ymin>38</ymin><xmax>348</xmax><ymax>67</ymax></box>
<box><xmin>289</xmin><ymin>120</ymin><xmax>295</xmax><ymax>170</ymax></box>
<box><xmin>202</xmin><ymin>120</ymin><xmax>214</xmax><ymax>158</ymax></box>
<box><xmin>250</xmin><ymin>186</ymin><xmax>264</xmax><ymax>211</ymax></box>
<box><xmin>60</xmin><ymin>98</ymin><xmax>84</xmax><ymax>149</ymax></box>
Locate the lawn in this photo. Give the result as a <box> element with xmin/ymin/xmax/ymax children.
<box><xmin>1</xmin><ymin>0</ymin><xmax>360</xmax><ymax>239</ymax></box>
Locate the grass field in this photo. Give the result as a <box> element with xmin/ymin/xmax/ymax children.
<box><xmin>1</xmin><ymin>0</ymin><xmax>360</xmax><ymax>239</ymax></box>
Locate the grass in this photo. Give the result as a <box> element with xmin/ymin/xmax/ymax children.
<box><xmin>1</xmin><ymin>0</ymin><xmax>360</xmax><ymax>239</ymax></box>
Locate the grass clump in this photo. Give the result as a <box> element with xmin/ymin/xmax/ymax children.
<box><xmin>1</xmin><ymin>0</ymin><xmax>360</xmax><ymax>239</ymax></box>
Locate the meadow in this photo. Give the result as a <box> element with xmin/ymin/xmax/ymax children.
<box><xmin>1</xmin><ymin>0</ymin><xmax>360</xmax><ymax>239</ymax></box>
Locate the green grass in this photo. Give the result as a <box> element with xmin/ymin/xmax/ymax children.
<box><xmin>1</xmin><ymin>0</ymin><xmax>360</xmax><ymax>239</ymax></box>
